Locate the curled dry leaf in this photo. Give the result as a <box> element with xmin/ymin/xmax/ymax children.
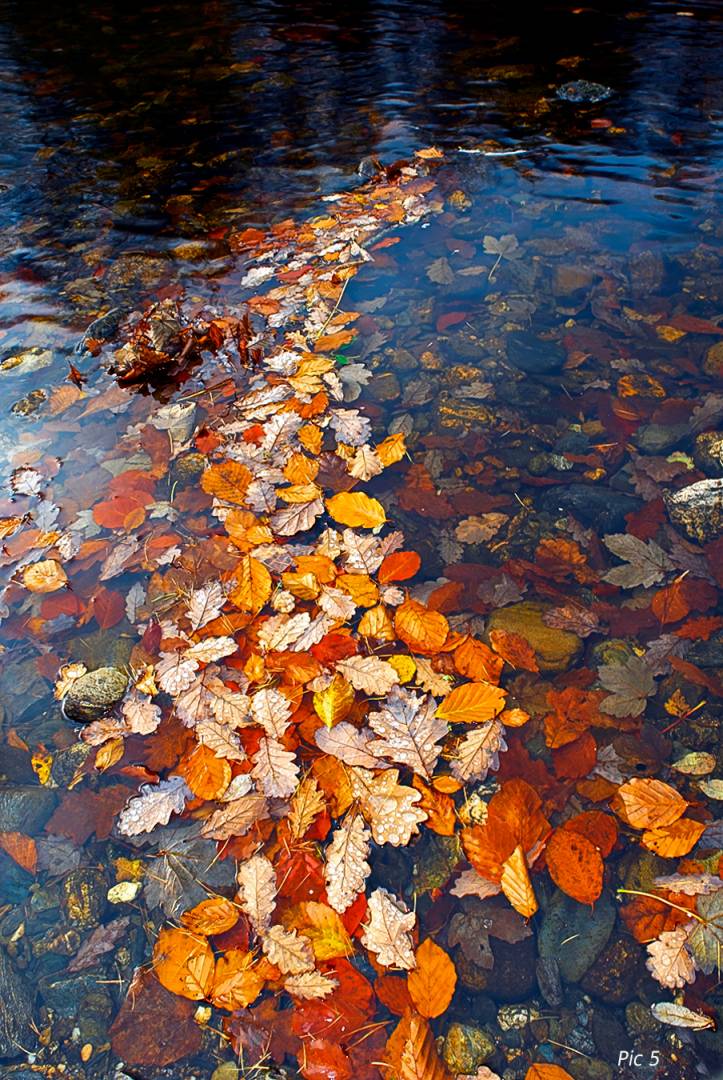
<box><xmin>361</xmin><ymin>887</ymin><xmax>416</xmax><ymax>970</ymax></box>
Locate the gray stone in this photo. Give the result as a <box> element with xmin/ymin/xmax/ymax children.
<box><xmin>665</xmin><ymin>478</ymin><xmax>723</xmax><ymax>544</ymax></box>
<box><xmin>625</xmin><ymin>1001</ymin><xmax>662</xmax><ymax>1036</ymax></box>
<box><xmin>442</xmin><ymin>1023</ymin><xmax>496</xmax><ymax>1073</ymax></box>
<box><xmin>633</xmin><ymin>422</ymin><xmax>689</xmax><ymax>455</ymax></box>
<box><xmin>38</xmin><ymin>970</ymin><xmax>99</xmax><ymax>1016</ymax></box>
<box><xmin>539</xmin><ymin>484</ymin><xmax>641</xmax><ymax>531</ymax></box>
<box><xmin>538</xmin><ymin>890</ymin><xmax>615</xmax><ymax>983</ymax></box>
<box><xmin>62</xmin><ymin>666</ymin><xmax>127</xmax><ymax>722</ymax></box>
<box><xmin>0</xmin><ymin>948</ymin><xmax>35</xmax><ymax>1059</ymax></box>
<box><xmin>367</xmin><ymin>371</ymin><xmax>401</xmax><ymax>403</ymax></box>
<box><xmin>693</xmin><ymin>431</ymin><xmax>723</xmax><ymax>478</ymax></box>
<box><xmin>506</xmin><ymin>330</ymin><xmax>565</xmax><ymax>374</ymax></box>
<box><xmin>0</xmin><ymin>786</ymin><xmax>57</xmax><ymax>833</ymax></box>
<box><xmin>536</xmin><ymin>958</ymin><xmax>563</xmax><ymax>1007</ymax></box>
<box><xmin>687</xmin><ymin>631</ymin><xmax>723</xmax><ymax>669</ymax></box>
<box><xmin>581</xmin><ymin>936</ymin><xmax>646</xmax><ymax>1004</ymax></box>
<box><xmin>50</xmin><ymin>742</ymin><xmax>94</xmax><ymax>787</ymax></box>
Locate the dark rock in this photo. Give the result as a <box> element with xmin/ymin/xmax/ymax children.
<box><xmin>665</xmin><ymin>478</ymin><xmax>723</xmax><ymax>544</ymax></box>
<box><xmin>536</xmin><ymin>957</ymin><xmax>563</xmax><ymax>1007</ymax></box>
<box><xmin>581</xmin><ymin>936</ymin><xmax>645</xmax><ymax>1004</ymax></box>
<box><xmin>568</xmin><ymin>1059</ymin><xmax>613</xmax><ymax>1080</ymax></box>
<box><xmin>633</xmin><ymin>422</ymin><xmax>688</xmax><ymax>455</ymax></box>
<box><xmin>171</xmin><ymin>451</ymin><xmax>206</xmax><ymax>485</ymax></box>
<box><xmin>0</xmin><ymin>747</ymin><xmax>35</xmax><ymax>784</ymax></box>
<box><xmin>367</xmin><ymin>371</ymin><xmax>401</xmax><ymax>403</ymax></box>
<box><xmin>687</xmin><ymin>631</ymin><xmax>723</xmax><ymax>669</ymax></box>
<box><xmin>412</xmin><ymin>833</ymin><xmax>460</xmax><ymax>893</ymax></box>
<box><xmin>62</xmin><ymin>666</ymin><xmax>127</xmax><ymax>722</ymax></box>
<box><xmin>591</xmin><ymin>1009</ymin><xmax>629</xmax><ymax>1067</ymax></box>
<box><xmin>0</xmin><ymin>948</ymin><xmax>35</xmax><ymax>1060</ymax></box>
<box><xmin>0</xmin><ymin>853</ymin><xmax>32</xmax><ymax>905</ymax></box>
<box><xmin>38</xmin><ymin>970</ymin><xmax>99</xmax><ymax>1016</ymax></box>
<box><xmin>506</xmin><ymin>331</ymin><xmax>566</xmax><ymax>375</ymax></box>
<box><xmin>703</xmin><ymin>340</ymin><xmax>723</xmax><ymax>378</ymax></box>
<box><xmin>693</xmin><ymin>431</ymin><xmax>723</xmax><ymax>478</ymax></box>
<box><xmin>539</xmin><ymin>484</ymin><xmax>641</xmax><ymax>531</ymax></box>
<box><xmin>489</xmin><ymin>934</ymin><xmax>537</xmax><ymax>1001</ymax></box>
<box><xmin>0</xmin><ymin>785</ymin><xmax>57</xmax><ymax>833</ymax></box>
<box><xmin>538</xmin><ymin>890</ymin><xmax>615</xmax><ymax>983</ymax></box>
<box><xmin>50</xmin><ymin>742</ymin><xmax>94</xmax><ymax>787</ymax></box>
<box><xmin>625</xmin><ymin>1001</ymin><xmax>662</xmax><ymax>1036</ymax></box>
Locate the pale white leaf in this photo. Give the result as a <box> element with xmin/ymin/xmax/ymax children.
<box><xmin>325</xmin><ymin>814</ymin><xmax>371</xmax><ymax>914</ymax></box>
<box><xmin>367</xmin><ymin>685</ymin><xmax>447</xmax><ymax>780</ymax></box>
<box><xmin>336</xmin><ymin>655</ymin><xmax>400</xmax><ymax>695</ymax></box>
<box><xmin>252</xmin><ymin>737</ymin><xmax>299</xmax><ymax>798</ymax></box>
<box><xmin>117</xmin><ymin>776</ymin><xmax>190</xmax><ymax>836</ymax></box>
<box><xmin>236</xmin><ymin>853</ymin><xmax>277</xmax><ymax>931</ymax></box>
<box><xmin>361</xmin><ymin>887</ymin><xmax>416</xmax><ymax>970</ymax></box>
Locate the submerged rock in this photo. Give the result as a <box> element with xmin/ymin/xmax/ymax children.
<box><xmin>539</xmin><ymin>484</ymin><xmax>641</xmax><ymax>531</ymax></box>
<box><xmin>538</xmin><ymin>890</ymin><xmax>615</xmax><ymax>982</ymax></box>
<box><xmin>487</xmin><ymin>602</ymin><xmax>581</xmax><ymax>672</ymax></box>
<box><xmin>693</xmin><ymin>431</ymin><xmax>723</xmax><ymax>478</ymax></box>
<box><xmin>0</xmin><ymin>786</ymin><xmax>57</xmax><ymax>833</ymax></box>
<box><xmin>557</xmin><ymin>80</ymin><xmax>614</xmax><ymax>103</ymax></box>
<box><xmin>506</xmin><ymin>330</ymin><xmax>566</xmax><ymax>374</ymax></box>
<box><xmin>442</xmin><ymin>1023</ymin><xmax>496</xmax><ymax>1073</ymax></box>
<box><xmin>62</xmin><ymin>666</ymin><xmax>127</xmax><ymax>722</ymax></box>
<box><xmin>665</xmin><ymin>478</ymin><xmax>723</xmax><ymax>543</ymax></box>
<box><xmin>0</xmin><ymin>948</ymin><xmax>35</xmax><ymax>1060</ymax></box>
<box><xmin>581</xmin><ymin>936</ymin><xmax>646</xmax><ymax>1004</ymax></box>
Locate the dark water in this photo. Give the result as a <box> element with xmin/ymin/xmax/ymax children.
<box><xmin>0</xmin><ymin>1</ymin><xmax>722</xmax><ymax>1077</ymax></box>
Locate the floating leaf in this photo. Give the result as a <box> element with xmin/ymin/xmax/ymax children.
<box><xmin>153</xmin><ymin>926</ymin><xmax>215</xmax><ymax>1001</ymax></box>
<box><xmin>361</xmin><ymin>888</ymin><xmax>416</xmax><ymax>970</ymax></box>
<box><xmin>611</xmin><ymin>778</ymin><xmax>688</xmax><ymax>830</ymax></box>
<box><xmin>326</xmin><ymin>492</ymin><xmax>386</xmax><ymax>529</ymax></box>
<box><xmin>407</xmin><ymin>938</ymin><xmax>457</xmax><ymax>1018</ymax></box>
<box><xmin>436</xmin><ymin>681</ymin><xmax>506</xmax><ymax>725</ymax></box>
<box><xmin>544</xmin><ymin>828</ymin><xmax>603</xmax><ymax>905</ymax></box>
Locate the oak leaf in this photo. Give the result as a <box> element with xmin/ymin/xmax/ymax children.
<box><xmin>288</xmin><ymin>776</ymin><xmax>327</xmax><ymax>840</ymax></box>
<box><xmin>350</xmin><ymin>766</ymin><xmax>427</xmax><ymax>846</ymax></box>
<box><xmin>368</xmin><ymin>686</ymin><xmax>448</xmax><ymax>779</ymax></box>
<box><xmin>451</xmin><ymin>719</ymin><xmax>507</xmax><ymax>783</ymax></box>
<box><xmin>325</xmin><ymin>814</ymin><xmax>372</xmax><ymax>914</ymax></box>
<box><xmin>236</xmin><ymin>853</ymin><xmax>277</xmax><ymax>931</ymax></box>
<box><xmin>252</xmin><ymin>737</ymin><xmax>300</xmax><ymax>798</ymax></box>
<box><xmin>285</xmin><ymin>970</ymin><xmax>339</xmax><ymax>1000</ymax></box>
<box><xmin>361</xmin><ymin>887</ymin><xmax>416</xmax><ymax>969</ymax></box>
<box><xmin>117</xmin><ymin>776</ymin><xmax>189</xmax><ymax>836</ymax></box>
<box><xmin>261</xmin><ymin>924</ymin><xmax>315</xmax><ymax>975</ymax></box>
<box><xmin>336</xmin><ymin>655</ymin><xmax>400</xmax><ymax>695</ymax></box>
<box><xmin>200</xmin><ymin>792</ymin><xmax>268</xmax><ymax>840</ymax></box>
<box><xmin>646</xmin><ymin>929</ymin><xmax>696</xmax><ymax>989</ymax></box>
<box><xmin>314</xmin><ymin>721</ymin><xmax>377</xmax><ymax>768</ymax></box>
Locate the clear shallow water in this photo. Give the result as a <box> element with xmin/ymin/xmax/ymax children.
<box><xmin>0</xmin><ymin>2</ymin><xmax>722</xmax><ymax>1077</ymax></box>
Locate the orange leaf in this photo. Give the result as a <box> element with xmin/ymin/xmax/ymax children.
<box><xmin>395</xmin><ymin>600</ymin><xmax>449</xmax><ymax>654</ymax></box>
<box><xmin>489</xmin><ymin>628</ymin><xmax>539</xmax><ymax>672</ymax></box>
<box><xmin>210</xmin><ymin>949</ymin><xmax>265</xmax><ymax>1010</ymax></box>
<box><xmin>379</xmin><ymin>551</ymin><xmax>421</xmax><ymax>584</ymax></box>
<box><xmin>229</xmin><ymin>554</ymin><xmax>272</xmax><ymax>613</ymax></box>
<box><xmin>544</xmin><ymin>828</ymin><xmax>604</xmax><ymax>905</ymax></box>
<box><xmin>412</xmin><ymin>777</ymin><xmax>456</xmax><ymax>836</ymax></box>
<box><xmin>181</xmin><ymin>897</ymin><xmax>239</xmax><ymax>936</ymax></box>
<box><xmin>375</xmin><ymin>974</ymin><xmax>413</xmax><ymax>1016</ymax></box>
<box><xmin>407</xmin><ymin>938</ymin><xmax>457</xmax><ymax>1019</ymax></box>
<box><xmin>454</xmin><ymin>637</ymin><xmax>504</xmax><ymax>685</ymax></box>
<box><xmin>641</xmin><ymin>817</ymin><xmax>707</xmax><ymax>857</ymax></box>
<box><xmin>435</xmin><ymin>681</ymin><xmax>506</xmax><ymax>724</ymax></box>
<box><xmin>201</xmin><ymin>460</ymin><xmax>252</xmax><ymax>505</ymax></box>
<box><xmin>23</xmin><ymin>560</ymin><xmax>67</xmax><ymax>593</ymax></box>
<box><xmin>326</xmin><ymin>492</ymin><xmax>386</xmax><ymax>529</ymax></box>
<box><xmin>651</xmin><ymin>579</ymin><xmax>691</xmax><ymax>624</ymax></box>
<box><xmin>611</xmin><ymin>778</ymin><xmax>688</xmax><ymax>830</ymax></box>
<box><xmin>176</xmin><ymin>743</ymin><xmax>231</xmax><ymax>801</ymax></box>
<box><xmin>0</xmin><ymin>831</ymin><xmax>37</xmax><ymax>874</ymax></box>
<box><xmin>397</xmin><ymin>1011</ymin><xmax>451</xmax><ymax>1080</ymax></box>
<box><xmin>526</xmin><ymin>1066</ymin><xmax>574</xmax><ymax>1080</ymax></box>
<box><xmin>153</xmin><ymin>926</ymin><xmax>215</xmax><ymax>1000</ymax></box>
<box><xmin>562</xmin><ymin>811</ymin><xmax>618</xmax><ymax>858</ymax></box>
<box><xmin>501</xmin><ymin>845</ymin><xmax>537</xmax><ymax>918</ymax></box>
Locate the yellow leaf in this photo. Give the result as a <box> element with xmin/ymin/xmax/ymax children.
<box><xmin>387</xmin><ymin>654</ymin><xmax>417</xmax><ymax>684</ymax></box>
<box><xmin>395</xmin><ymin>600</ymin><xmax>449</xmax><ymax>654</ymax></box>
<box><xmin>435</xmin><ymin>681</ymin><xmax>507</xmax><ymax>724</ymax></box>
<box><xmin>376</xmin><ymin>433</ymin><xmax>407</xmax><ymax>467</ymax></box>
<box><xmin>501</xmin><ymin>845</ymin><xmax>537</xmax><ymax>918</ymax></box>
<box><xmin>641</xmin><ymin>817</ymin><xmax>707</xmax><ymax>857</ymax></box>
<box><xmin>299</xmin><ymin>423</ymin><xmax>323</xmax><ymax>455</ymax></box>
<box><xmin>277</xmin><ymin>482</ymin><xmax>323</xmax><ymax>504</ymax></box>
<box><xmin>283</xmin><ymin>453</ymin><xmax>320</xmax><ymax>485</ymax></box>
<box><xmin>23</xmin><ymin>560</ymin><xmax>67</xmax><ymax>593</ymax></box>
<box><xmin>358</xmin><ymin>604</ymin><xmax>395</xmax><ymax>641</ymax></box>
<box><xmin>284</xmin><ymin>900</ymin><xmax>353</xmax><ymax>961</ymax></box>
<box><xmin>326</xmin><ymin>492</ymin><xmax>387</xmax><ymax>529</ymax></box>
<box><xmin>313</xmin><ymin>674</ymin><xmax>355</xmax><ymax>729</ymax></box>
<box><xmin>210</xmin><ymin>949</ymin><xmax>265</xmax><ymax>1011</ymax></box>
<box><xmin>337</xmin><ymin>573</ymin><xmax>379</xmax><ymax>607</ymax></box>
<box><xmin>229</xmin><ymin>555</ymin><xmax>272</xmax><ymax>613</ymax></box>
<box><xmin>94</xmin><ymin>738</ymin><xmax>125</xmax><ymax>773</ymax></box>
<box><xmin>282</xmin><ymin>571</ymin><xmax>320</xmax><ymax>600</ymax></box>
<box><xmin>611</xmin><ymin>778</ymin><xmax>688</xmax><ymax>830</ymax></box>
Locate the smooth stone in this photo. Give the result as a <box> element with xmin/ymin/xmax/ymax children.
<box><xmin>0</xmin><ymin>948</ymin><xmax>35</xmax><ymax>1060</ymax></box>
<box><xmin>703</xmin><ymin>340</ymin><xmax>723</xmax><ymax>378</ymax></box>
<box><xmin>62</xmin><ymin>667</ymin><xmax>128</xmax><ymax>722</ymax></box>
<box><xmin>633</xmin><ymin>422</ymin><xmax>689</xmax><ymax>455</ymax></box>
<box><xmin>536</xmin><ymin>958</ymin><xmax>563</xmax><ymax>1007</ymax></box>
<box><xmin>489</xmin><ymin>934</ymin><xmax>537</xmax><ymax>1002</ymax></box>
<box><xmin>568</xmin><ymin>1059</ymin><xmax>613</xmax><ymax>1080</ymax></box>
<box><xmin>367</xmin><ymin>371</ymin><xmax>401</xmax><ymax>403</ymax></box>
<box><xmin>0</xmin><ymin>786</ymin><xmax>57</xmax><ymax>833</ymax></box>
<box><xmin>37</xmin><ymin>971</ymin><xmax>99</xmax><ymax>1016</ymax></box>
<box><xmin>442</xmin><ymin>1023</ymin><xmax>496</xmax><ymax>1074</ymax></box>
<box><xmin>61</xmin><ymin>868</ymin><xmax>108</xmax><ymax>928</ymax></box>
<box><xmin>693</xmin><ymin>431</ymin><xmax>723</xmax><ymax>478</ymax></box>
<box><xmin>625</xmin><ymin>1001</ymin><xmax>662</xmax><ymax>1036</ymax></box>
<box><xmin>486</xmin><ymin>602</ymin><xmax>582</xmax><ymax>673</ymax></box>
<box><xmin>552</xmin><ymin>264</ymin><xmax>594</xmax><ymax>296</ymax></box>
<box><xmin>665</xmin><ymin>478</ymin><xmax>723</xmax><ymax>543</ymax></box>
<box><xmin>591</xmin><ymin>1009</ymin><xmax>629</xmax><ymax>1066</ymax></box>
<box><xmin>539</xmin><ymin>484</ymin><xmax>641</xmax><ymax>531</ymax></box>
<box><xmin>538</xmin><ymin>890</ymin><xmax>615</xmax><ymax>983</ymax></box>
<box><xmin>506</xmin><ymin>330</ymin><xmax>566</xmax><ymax>374</ymax></box>
<box><xmin>0</xmin><ymin>747</ymin><xmax>35</xmax><ymax>784</ymax></box>
<box><xmin>580</xmin><ymin>936</ymin><xmax>646</xmax><ymax>1004</ymax></box>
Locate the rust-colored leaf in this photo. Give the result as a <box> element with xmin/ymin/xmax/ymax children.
<box><xmin>407</xmin><ymin>938</ymin><xmax>457</xmax><ymax>1019</ymax></box>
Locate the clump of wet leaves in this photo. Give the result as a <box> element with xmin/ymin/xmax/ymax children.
<box><xmin>0</xmin><ymin>147</ymin><xmax>721</xmax><ymax>1079</ymax></box>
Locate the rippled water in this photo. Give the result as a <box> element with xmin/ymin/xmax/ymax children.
<box><xmin>1</xmin><ymin>1</ymin><xmax>722</xmax><ymax>1077</ymax></box>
